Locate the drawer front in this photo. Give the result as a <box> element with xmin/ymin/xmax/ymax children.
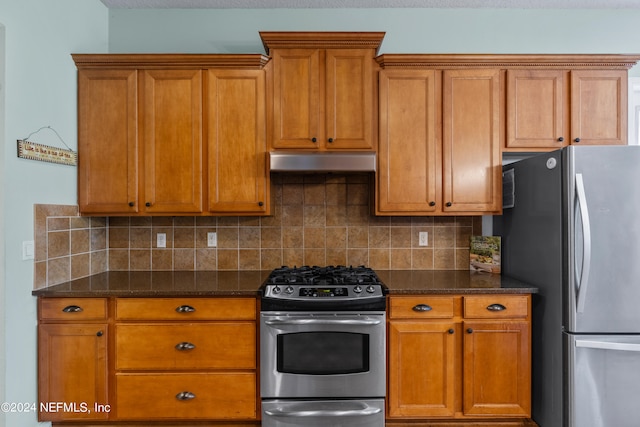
<box><xmin>389</xmin><ymin>296</ymin><xmax>455</xmax><ymax>319</ymax></box>
<box><xmin>115</xmin><ymin>372</ymin><xmax>256</xmax><ymax>420</ymax></box>
<box><xmin>115</xmin><ymin>323</ymin><xmax>256</xmax><ymax>370</ymax></box>
<box><xmin>464</xmin><ymin>295</ymin><xmax>529</xmax><ymax>319</ymax></box>
<box><xmin>39</xmin><ymin>298</ymin><xmax>108</xmax><ymax>321</ymax></box>
<box><xmin>115</xmin><ymin>297</ymin><xmax>256</xmax><ymax>321</ymax></box>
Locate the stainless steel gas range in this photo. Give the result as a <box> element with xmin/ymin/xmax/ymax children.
<box><xmin>259</xmin><ymin>265</ymin><xmax>388</xmax><ymax>427</ymax></box>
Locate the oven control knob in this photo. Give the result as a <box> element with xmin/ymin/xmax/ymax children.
<box><xmin>366</xmin><ymin>285</ymin><xmax>376</xmax><ymax>294</ymax></box>
<box><xmin>353</xmin><ymin>285</ymin><xmax>363</xmax><ymax>294</ymax></box>
<box><xmin>272</xmin><ymin>286</ymin><xmax>281</xmax><ymax>294</ymax></box>
<box><xmin>285</xmin><ymin>286</ymin><xmax>295</xmax><ymax>294</ymax></box>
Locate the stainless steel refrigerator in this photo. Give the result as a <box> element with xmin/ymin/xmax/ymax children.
<box><xmin>494</xmin><ymin>146</ymin><xmax>640</xmax><ymax>427</ymax></box>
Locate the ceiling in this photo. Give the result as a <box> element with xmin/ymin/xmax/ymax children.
<box><xmin>100</xmin><ymin>0</ymin><xmax>640</xmax><ymax>9</ymax></box>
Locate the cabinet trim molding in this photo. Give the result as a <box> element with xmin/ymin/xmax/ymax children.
<box><xmin>72</xmin><ymin>54</ymin><xmax>270</xmax><ymax>69</ymax></box>
<box><xmin>376</xmin><ymin>54</ymin><xmax>640</xmax><ymax>69</ymax></box>
<box><xmin>260</xmin><ymin>31</ymin><xmax>385</xmax><ymax>54</ymax></box>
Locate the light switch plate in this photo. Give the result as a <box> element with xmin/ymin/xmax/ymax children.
<box><xmin>418</xmin><ymin>232</ymin><xmax>429</xmax><ymax>247</ymax></box>
<box><xmin>22</xmin><ymin>240</ymin><xmax>34</xmax><ymax>260</ymax></box>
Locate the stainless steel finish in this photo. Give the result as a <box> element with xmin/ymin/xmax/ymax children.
<box><xmin>175</xmin><ymin>391</ymin><xmax>195</xmax><ymax>400</ymax></box>
<box><xmin>262</xmin><ymin>283</ymin><xmax>385</xmax><ymax>301</ymax></box>
<box><xmin>568</xmin><ymin>333</ymin><xmax>640</xmax><ymax>427</ymax></box>
<box><xmin>260</xmin><ymin>311</ymin><xmax>386</xmax><ymax>399</ymax></box>
<box><xmin>175</xmin><ymin>342</ymin><xmax>196</xmax><ymax>350</ymax></box>
<box><xmin>269</xmin><ymin>151</ymin><xmax>376</xmax><ymax>172</ymax></box>
<box><xmin>262</xmin><ymin>399</ymin><xmax>384</xmax><ymax>427</ymax></box>
<box><xmin>495</xmin><ymin>146</ymin><xmax>640</xmax><ymax>427</ymax></box>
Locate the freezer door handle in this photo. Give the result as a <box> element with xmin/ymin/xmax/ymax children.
<box><xmin>576</xmin><ymin>339</ymin><xmax>640</xmax><ymax>352</ymax></box>
<box><xmin>575</xmin><ymin>173</ymin><xmax>592</xmax><ymax>313</ymax></box>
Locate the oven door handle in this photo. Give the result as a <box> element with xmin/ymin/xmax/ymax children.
<box><xmin>264</xmin><ymin>318</ymin><xmax>382</xmax><ymax>326</ymax></box>
<box><xmin>264</xmin><ymin>405</ymin><xmax>381</xmax><ymax>418</ymax></box>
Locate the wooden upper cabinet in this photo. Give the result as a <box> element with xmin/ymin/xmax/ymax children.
<box><xmin>142</xmin><ymin>69</ymin><xmax>203</xmax><ymax>213</ymax></box>
<box><xmin>73</xmin><ymin>53</ymin><xmax>270</xmax><ymax>216</ymax></box>
<box><xmin>261</xmin><ymin>31</ymin><xmax>384</xmax><ymax>150</ymax></box>
<box><xmin>504</xmin><ymin>55</ymin><xmax>640</xmax><ymax>151</ymax></box>
<box><xmin>506</xmin><ymin>69</ymin><xmax>567</xmax><ymax>150</ymax></box>
<box><xmin>78</xmin><ymin>69</ymin><xmax>138</xmax><ymax>214</ymax></box>
<box><xmin>377</xmin><ymin>69</ymin><xmax>440</xmax><ymax>214</ymax></box>
<box><xmin>442</xmin><ymin>69</ymin><xmax>502</xmax><ymax>214</ymax></box>
<box><xmin>207</xmin><ymin>69</ymin><xmax>269</xmax><ymax>214</ymax></box>
<box><xmin>571</xmin><ymin>70</ymin><xmax>627</xmax><ymax>145</ymax></box>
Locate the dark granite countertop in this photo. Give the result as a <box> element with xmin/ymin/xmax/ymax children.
<box><xmin>32</xmin><ymin>270</ymin><xmax>537</xmax><ymax>298</ymax></box>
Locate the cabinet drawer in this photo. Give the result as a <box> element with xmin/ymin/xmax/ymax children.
<box><xmin>115</xmin><ymin>372</ymin><xmax>256</xmax><ymax>420</ymax></box>
<box><xmin>39</xmin><ymin>298</ymin><xmax>108</xmax><ymax>321</ymax></box>
<box><xmin>463</xmin><ymin>295</ymin><xmax>529</xmax><ymax>319</ymax></box>
<box><xmin>115</xmin><ymin>323</ymin><xmax>256</xmax><ymax>370</ymax></box>
<box><xmin>389</xmin><ymin>296</ymin><xmax>455</xmax><ymax>319</ymax></box>
<box><xmin>115</xmin><ymin>297</ymin><xmax>256</xmax><ymax>321</ymax></box>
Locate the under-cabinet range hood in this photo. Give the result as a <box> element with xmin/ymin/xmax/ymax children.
<box><xmin>269</xmin><ymin>151</ymin><xmax>376</xmax><ymax>173</ymax></box>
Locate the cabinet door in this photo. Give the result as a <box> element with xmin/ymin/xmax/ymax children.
<box><xmin>571</xmin><ymin>70</ymin><xmax>628</xmax><ymax>145</ymax></box>
<box><xmin>271</xmin><ymin>49</ymin><xmax>321</xmax><ymax>149</ymax></box>
<box><xmin>463</xmin><ymin>320</ymin><xmax>531</xmax><ymax>417</ymax></box>
<box><xmin>388</xmin><ymin>320</ymin><xmax>456</xmax><ymax>418</ymax></box>
<box><xmin>142</xmin><ymin>69</ymin><xmax>203</xmax><ymax>213</ymax></box>
<box><xmin>325</xmin><ymin>49</ymin><xmax>374</xmax><ymax>149</ymax></box>
<box><xmin>506</xmin><ymin>69</ymin><xmax>567</xmax><ymax>150</ymax></box>
<box><xmin>442</xmin><ymin>69</ymin><xmax>502</xmax><ymax>214</ymax></box>
<box><xmin>208</xmin><ymin>69</ymin><xmax>268</xmax><ymax>214</ymax></box>
<box><xmin>78</xmin><ymin>69</ymin><xmax>138</xmax><ymax>214</ymax></box>
<box><xmin>377</xmin><ymin>70</ymin><xmax>440</xmax><ymax>214</ymax></box>
<box><xmin>38</xmin><ymin>324</ymin><xmax>109</xmax><ymax>421</ymax></box>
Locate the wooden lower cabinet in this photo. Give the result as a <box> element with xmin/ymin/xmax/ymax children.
<box><xmin>388</xmin><ymin>294</ymin><xmax>532</xmax><ymax>424</ymax></box>
<box><xmin>38</xmin><ymin>296</ymin><xmax>259</xmax><ymax>425</ymax></box>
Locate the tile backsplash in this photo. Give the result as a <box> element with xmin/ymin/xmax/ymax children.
<box><xmin>34</xmin><ymin>174</ymin><xmax>483</xmax><ymax>288</ymax></box>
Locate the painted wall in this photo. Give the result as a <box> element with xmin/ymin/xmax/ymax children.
<box><xmin>108</xmin><ymin>7</ymin><xmax>640</xmax><ymax>77</ymax></box>
<box><xmin>0</xmin><ymin>1</ymin><xmax>108</xmax><ymax>425</ymax></box>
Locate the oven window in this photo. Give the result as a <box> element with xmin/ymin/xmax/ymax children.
<box><xmin>277</xmin><ymin>332</ymin><xmax>370</xmax><ymax>375</ymax></box>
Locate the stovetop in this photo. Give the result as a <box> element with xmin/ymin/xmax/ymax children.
<box><xmin>260</xmin><ymin>266</ymin><xmax>388</xmax><ymax>311</ymax></box>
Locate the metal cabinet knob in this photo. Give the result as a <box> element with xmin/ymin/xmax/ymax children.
<box><xmin>258</xmin><ymin>201</ymin><xmax>264</xmax><ymax>207</ymax></box>
<box><xmin>557</xmin><ymin>137</ymin><xmax>564</xmax><ymax>142</ymax></box>
<box><xmin>466</xmin><ymin>328</ymin><xmax>474</xmax><ymax>334</ymax></box>
<box><xmin>448</xmin><ymin>328</ymin><xmax>455</xmax><ymax>334</ymax></box>
<box><xmin>328</xmin><ymin>138</ymin><xmax>334</xmax><ymax>143</ymax></box>
<box><xmin>96</xmin><ymin>331</ymin><xmax>104</xmax><ymax>337</ymax></box>
<box><xmin>128</xmin><ymin>202</ymin><xmax>135</xmax><ymax>207</ymax></box>
<box><xmin>445</xmin><ymin>202</ymin><xmax>452</xmax><ymax>207</ymax></box>
<box><xmin>429</xmin><ymin>201</ymin><xmax>436</xmax><ymax>207</ymax></box>
<box><xmin>487</xmin><ymin>303</ymin><xmax>506</xmax><ymax>311</ymax></box>
<box><xmin>574</xmin><ymin>138</ymin><xmax>581</xmax><ymax>143</ymax></box>
<box><xmin>311</xmin><ymin>137</ymin><xmax>317</xmax><ymax>143</ymax></box>
<box><xmin>145</xmin><ymin>202</ymin><xmax>151</xmax><ymax>207</ymax></box>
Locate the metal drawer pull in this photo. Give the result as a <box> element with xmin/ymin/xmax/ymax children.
<box><xmin>486</xmin><ymin>303</ymin><xmax>506</xmax><ymax>311</ymax></box>
<box><xmin>62</xmin><ymin>305</ymin><xmax>83</xmax><ymax>313</ymax></box>
<box><xmin>175</xmin><ymin>305</ymin><xmax>196</xmax><ymax>313</ymax></box>
<box><xmin>175</xmin><ymin>342</ymin><xmax>196</xmax><ymax>351</ymax></box>
<box><xmin>412</xmin><ymin>304</ymin><xmax>432</xmax><ymax>312</ymax></box>
<box><xmin>175</xmin><ymin>391</ymin><xmax>196</xmax><ymax>401</ymax></box>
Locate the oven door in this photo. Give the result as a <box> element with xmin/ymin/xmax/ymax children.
<box><xmin>260</xmin><ymin>311</ymin><xmax>386</xmax><ymax>399</ymax></box>
<box><xmin>262</xmin><ymin>399</ymin><xmax>384</xmax><ymax>427</ymax></box>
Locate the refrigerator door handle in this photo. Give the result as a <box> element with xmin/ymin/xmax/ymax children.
<box><xmin>575</xmin><ymin>173</ymin><xmax>592</xmax><ymax>313</ymax></box>
<box><xmin>575</xmin><ymin>339</ymin><xmax>640</xmax><ymax>352</ymax></box>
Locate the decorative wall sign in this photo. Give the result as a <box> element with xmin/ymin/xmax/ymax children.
<box><xmin>16</xmin><ymin>126</ymin><xmax>77</xmax><ymax>166</ymax></box>
<box><xmin>17</xmin><ymin>140</ymin><xmax>77</xmax><ymax>166</ymax></box>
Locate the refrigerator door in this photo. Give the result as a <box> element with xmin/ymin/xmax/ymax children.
<box><xmin>565</xmin><ymin>146</ymin><xmax>640</xmax><ymax>333</ymax></box>
<box><xmin>567</xmin><ymin>333</ymin><xmax>640</xmax><ymax>427</ymax></box>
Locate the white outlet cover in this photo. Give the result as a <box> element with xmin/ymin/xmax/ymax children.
<box><xmin>157</xmin><ymin>233</ymin><xmax>166</xmax><ymax>248</ymax></box>
<box><xmin>207</xmin><ymin>232</ymin><xmax>217</xmax><ymax>247</ymax></box>
<box><xmin>22</xmin><ymin>240</ymin><xmax>35</xmax><ymax>260</ymax></box>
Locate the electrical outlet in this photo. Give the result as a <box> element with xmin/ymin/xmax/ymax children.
<box><xmin>418</xmin><ymin>232</ymin><xmax>429</xmax><ymax>247</ymax></box>
<box><xmin>157</xmin><ymin>233</ymin><xmax>166</xmax><ymax>248</ymax></box>
<box><xmin>207</xmin><ymin>232</ymin><xmax>217</xmax><ymax>247</ymax></box>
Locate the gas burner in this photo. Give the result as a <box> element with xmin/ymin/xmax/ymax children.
<box><xmin>260</xmin><ymin>265</ymin><xmax>388</xmax><ymax>311</ymax></box>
